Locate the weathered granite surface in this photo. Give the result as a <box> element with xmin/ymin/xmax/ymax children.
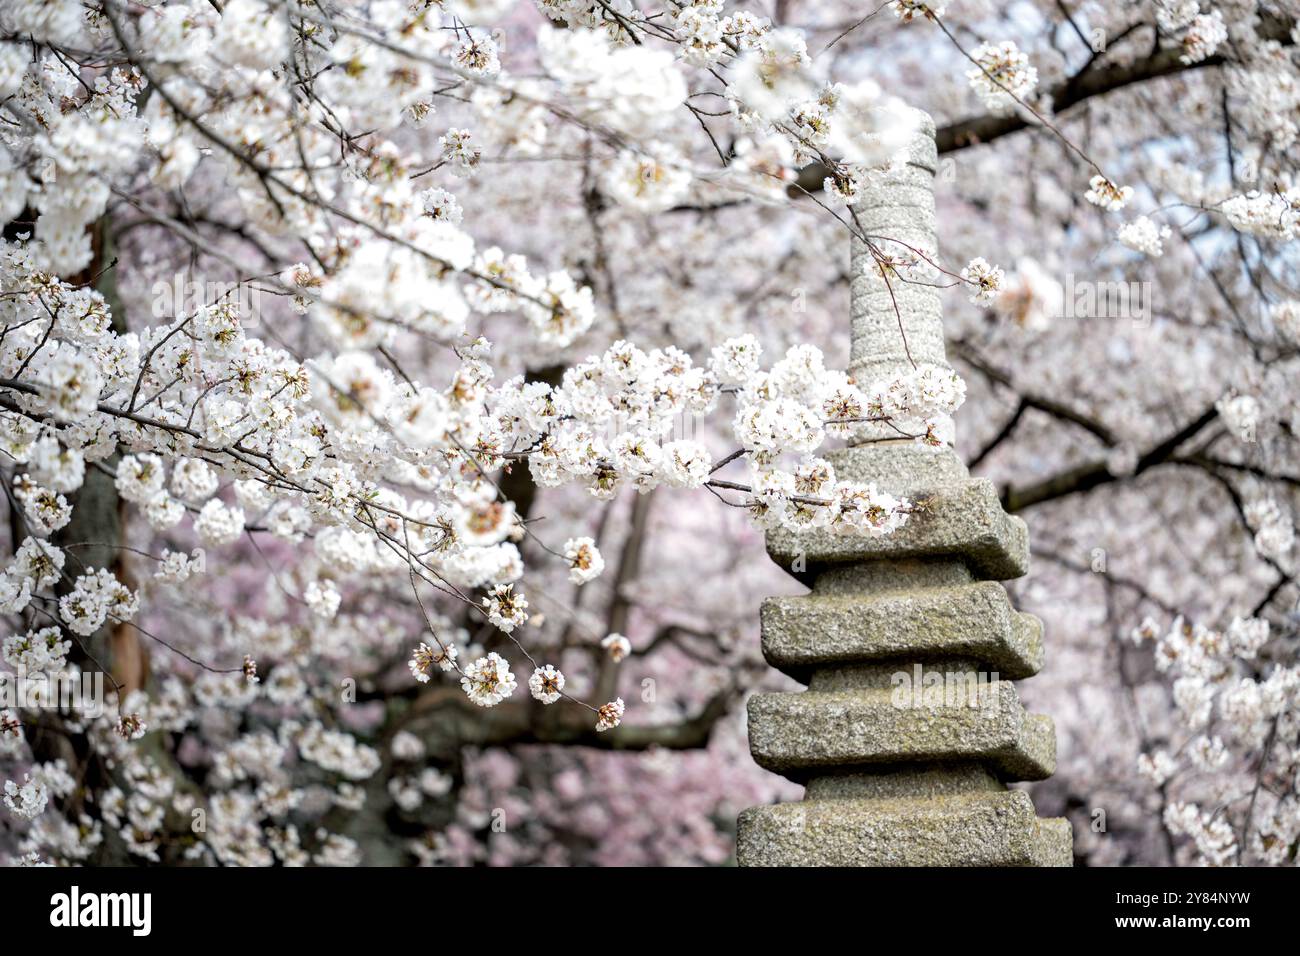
<box><xmin>761</xmin><ymin>583</ymin><xmax>1045</xmax><ymax>682</ymax></box>
<box><xmin>735</xmin><ymin>108</ymin><xmax>1072</xmax><ymax>867</ymax></box>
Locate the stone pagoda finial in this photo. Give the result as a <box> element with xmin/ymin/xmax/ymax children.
<box><xmin>736</xmin><ymin>109</ymin><xmax>1073</xmax><ymax>867</ymax></box>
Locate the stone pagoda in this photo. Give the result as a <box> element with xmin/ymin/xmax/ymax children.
<box><xmin>736</xmin><ymin>110</ymin><xmax>1073</xmax><ymax>867</ymax></box>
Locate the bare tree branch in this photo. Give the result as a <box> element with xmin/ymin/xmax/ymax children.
<box><xmin>1001</xmin><ymin>406</ymin><xmax>1218</xmax><ymax>512</ymax></box>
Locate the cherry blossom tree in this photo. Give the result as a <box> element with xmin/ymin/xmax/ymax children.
<box><xmin>0</xmin><ymin>0</ymin><xmax>1296</xmax><ymax>867</ymax></box>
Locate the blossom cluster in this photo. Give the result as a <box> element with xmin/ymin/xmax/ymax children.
<box><xmin>1131</xmin><ymin>614</ymin><xmax>1300</xmax><ymax>865</ymax></box>
<box><xmin>966</xmin><ymin>41</ymin><xmax>1038</xmax><ymax>112</ymax></box>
